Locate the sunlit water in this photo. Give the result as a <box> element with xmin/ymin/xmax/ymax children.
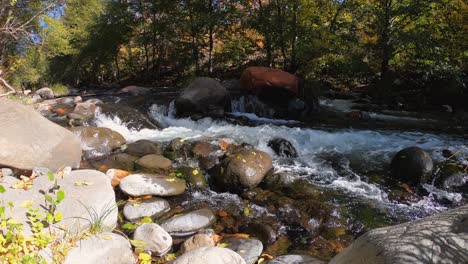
<box><xmin>95</xmin><ymin>100</ymin><xmax>467</xmax><ymax>221</ymax></box>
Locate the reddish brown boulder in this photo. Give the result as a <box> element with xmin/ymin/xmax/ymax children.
<box><xmin>240</xmin><ymin>67</ymin><xmax>299</xmax><ymax>97</ymax></box>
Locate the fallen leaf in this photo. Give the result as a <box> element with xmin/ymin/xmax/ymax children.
<box><xmin>217</xmin><ymin>243</ymin><xmax>228</xmax><ymax>248</ymax></box>
<box><xmin>402</xmin><ymin>183</ymin><xmax>414</xmax><ymax>194</ymax></box>
<box><xmin>75</xmin><ymin>181</ymin><xmax>94</xmax><ymax>186</ymax></box>
<box><xmin>218</xmin><ymin>210</ymin><xmax>229</xmax><ymax>217</ymax></box>
<box><xmin>165</xmin><ymin>177</ymin><xmax>177</xmax><ymax>182</ymax></box>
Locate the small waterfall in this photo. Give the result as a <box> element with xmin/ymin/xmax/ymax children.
<box><xmin>230</xmin><ymin>95</ymin><xmax>276</xmax><ymax>118</ymax></box>
<box><xmin>168</xmin><ymin>100</ymin><xmax>176</xmax><ymax>118</ymax></box>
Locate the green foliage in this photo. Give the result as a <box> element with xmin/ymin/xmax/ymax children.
<box><xmin>49</xmin><ymin>83</ymin><xmax>69</xmax><ymax>95</ymax></box>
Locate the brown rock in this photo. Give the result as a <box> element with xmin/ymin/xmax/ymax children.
<box><xmin>107</xmin><ymin>169</ymin><xmax>131</xmax><ymax>187</ymax></box>
<box><xmin>240</xmin><ymin>67</ymin><xmax>299</xmax><ymax>97</ymax></box>
<box><xmin>136</xmin><ymin>154</ymin><xmax>172</xmax><ymax>172</ymax></box>
<box><xmin>180</xmin><ymin>234</ymin><xmax>215</xmax><ymax>254</ymax></box>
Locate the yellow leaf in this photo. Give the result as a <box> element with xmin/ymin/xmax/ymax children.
<box><xmin>75</xmin><ymin>181</ymin><xmax>94</xmax><ymax>186</ymax></box>
<box><xmin>192</xmin><ymin>169</ymin><xmax>199</xmax><ymax>175</ymax></box>
<box><xmin>258</xmin><ymin>257</ymin><xmax>265</xmax><ymax>263</ymax></box>
<box><xmin>217</xmin><ymin>243</ymin><xmax>229</xmax><ymax>248</ymax></box>
<box><xmin>20</xmin><ymin>199</ymin><xmax>33</xmax><ymax>208</ymax></box>
<box><xmin>165</xmin><ymin>253</ymin><xmax>177</xmax><ymax>261</ymax></box>
<box><xmin>165</xmin><ymin>177</ymin><xmax>177</xmax><ymax>182</ymax></box>
<box><xmin>244</xmin><ymin>207</ymin><xmax>250</xmax><ymax>216</ymax></box>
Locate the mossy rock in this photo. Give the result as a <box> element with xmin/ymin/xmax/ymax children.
<box><xmin>174</xmin><ymin>166</ymin><xmax>207</xmax><ymax>190</ymax></box>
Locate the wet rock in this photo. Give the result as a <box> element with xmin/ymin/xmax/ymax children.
<box><xmin>267</xmin><ymin>255</ymin><xmax>325</xmax><ymax>264</ymax></box>
<box><xmin>64</xmin><ymin>233</ymin><xmax>136</xmax><ymax>264</ymax></box>
<box><xmin>175</xmin><ymin>77</ymin><xmax>231</xmax><ymax>118</ymax></box>
<box><xmin>222</xmin><ymin>79</ymin><xmax>241</xmax><ymax>92</ymax></box>
<box><xmin>35</xmin><ymin>87</ymin><xmax>55</xmax><ymax>99</ymax></box>
<box><xmin>85</xmin><ymin>98</ymin><xmax>104</xmax><ymax>105</ymax></box>
<box><xmin>73</xmin><ymin>102</ymin><xmax>99</xmax><ymax>119</ymax></box>
<box><xmin>133</xmin><ymin>223</ymin><xmax>172</xmax><ymax>255</ymax></box>
<box><xmin>106</xmin><ymin>169</ymin><xmax>130</xmax><ymax>187</ymax></box>
<box><xmin>212</xmin><ymin>148</ymin><xmax>273</xmax><ymax>192</ymax></box>
<box><xmin>99</xmin><ymin>104</ymin><xmax>159</xmax><ymax>130</ymax></box>
<box><xmin>136</xmin><ymin>154</ymin><xmax>172</xmax><ymax>172</ymax></box>
<box><xmin>175</xmin><ymin>167</ymin><xmax>207</xmax><ymax>190</ymax></box>
<box><xmin>126</xmin><ymin>139</ymin><xmax>163</xmax><ymax>157</ymax></box>
<box><xmin>119</xmin><ymin>85</ymin><xmax>150</xmax><ymax>95</ymax></box>
<box><xmin>119</xmin><ymin>173</ymin><xmax>186</xmax><ymax>197</ymax></box>
<box><xmin>329</xmin><ymin>205</ymin><xmax>468</xmax><ymax>264</ymax></box>
<box><xmin>123</xmin><ymin>197</ymin><xmax>170</xmax><ymax>222</ymax></box>
<box><xmin>70</xmin><ymin>126</ymin><xmax>126</xmax><ymax>160</ymax></box>
<box><xmin>199</xmin><ymin>156</ymin><xmax>219</xmax><ymax>170</ymax></box>
<box><xmin>221</xmin><ymin>237</ymin><xmax>263</xmax><ymax>264</ymax></box>
<box><xmin>91</xmin><ymin>153</ymin><xmax>138</xmax><ymax>171</ymax></box>
<box><xmin>168</xmin><ymin>137</ymin><xmax>185</xmax><ymax>151</ymax></box>
<box><xmin>0</xmin><ymin>98</ymin><xmax>81</xmax><ymax>171</ymax></box>
<box><xmin>390</xmin><ymin>146</ymin><xmax>433</xmax><ymax>185</ymax></box>
<box><xmin>241</xmin><ymin>222</ymin><xmax>277</xmax><ymax>245</ymax></box>
<box><xmin>192</xmin><ymin>141</ymin><xmax>217</xmax><ymax>157</ymax></box>
<box><xmin>435</xmin><ymin>162</ymin><xmax>467</xmax><ymax>191</ymax></box>
<box><xmin>160</xmin><ymin>208</ymin><xmax>216</xmax><ymax>236</ymax></box>
<box><xmin>267</xmin><ymin>138</ymin><xmax>298</xmax><ymax>158</ymax></box>
<box><xmin>172</xmin><ymin>246</ymin><xmax>246</xmax><ymax>264</ymax></box>
<box><xmin>1</xmin><ymin>170</ymin><xmax>117</xmax><ymax>236</ymax></box>
<box><xmin>180</xmin><ymin>234</ymin><xmax>215</xmax><ymax>254</ymax></box>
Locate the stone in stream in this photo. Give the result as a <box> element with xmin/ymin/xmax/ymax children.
<box><xmin>267</xmin><ymin>138</ymin><xmax>298</xmax><ymax>158</ymax></box>
<box><xmin>191</xmin><ymin>141</ymin><xmax>218</xmax><ymax>157</ymax></box>
<box><xmin>220</xmin><ymin>237</ymin><xmax>263</xmax><ymax>264</ymax></box>
<box><xmin>241</xmin><ymin>222</ymin><xmax>277</xmax><ymax>245</ymax></box>
<box><xmin>91</xmin><ymin>153</ymin><xmax>138</xmax><ymax>171</ymax></box>
<box><xmin>172</xmin><ymin>247</ymin><xmax>246</xmax><ymax>264</ymax></box>
<box><xmin>212</xmin><ymin>148</ymin><xmax>273</xmax><ymax>192</ymax></box>
<box><xmin>175</xmin><ymin>77</ymin><xmax>231</xmax><ymax>118</ymax></box>
<box><xmin>73</xmin><ymin>102</ymin><xmax>100</xmax><ymax>119</ymax></box>
<box><xmin>168</xmin><ymin>137</ymin><xmax>185</xmax><ymax>152</ymax></box>
<box><xmin>0</xmin><ymin>170</ymin><xmax>117</xmax><ymax>236</ymax></box>
<box><xmin>160</xmin><ymin>208</ymin><xmax>216</xmax><ymax>237</ymax></box>
<box><xmin>34</xmin><ymin>87</ymin><xmax>55</xmax><ymax>99</ymax></box>
<box><xmin>123</xmin><ymin>197</ymin><xmax>170</xmax><ymax>222</ymax></box>
<box><xmin>329</xmin><ymin>205</ymin><xmax>468</xmax><ymax>264</ymax></box>
<box><xmin>0</xmin><ymin>98</ymin><xmax>81</xmax><ymax>171</ymax></box>
<box><xmin>133</xmin><ymin>223</ymin><xmax>172</xmax><ymax>256</ymax></box>
<box><xmin>180</xmin><ymin>234</ymin><xmax>215</xmax><ymax>254</ymax></box>
<box><xmin>267</xmin><ymin>255</ymin><xmax>325</xmax><ymax>264</ymax></box>
<box><xmin>175</xmin><ymin>166</ymin><xmax>207</xmax><ymax>190</ymax></box>
<box><xmin>119</xmin><ymin>173</ymin><xmax>186</xmax><ymax>196</ymax></box>
<box><xmin>70</xmin><ymin>126</ymin><xmax>126</xmax><ymax>160</ymax></box>
<box><xmin>63</xmin><ymin>232</ymin><xmax>137</xmax><ymax>264</ymax></box>
<box><xmin>136</xmin><ymin>154</ymin><xmax>172</xmax><ymax>172</ymax></box>
<box><xmin>125</xmin><ymin>139</ymin><xmax>163</xmax><ymax>157</ymax></box>
<box><xmin>390</xmin><ymin>146</ymin><xmax>433</xmax><ymax>185</ymax></box>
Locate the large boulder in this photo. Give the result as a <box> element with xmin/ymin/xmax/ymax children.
<box><xmin>330</xmin><ymin>205</ymin><xmax>468</xmax><ymax>264</ymax></box>
<box><xmin>240</xmin><ymin>67</ymin><xmax>299</xmax><ymax>104</ymax></box>
<box><xmin>64</xmin><ymin>233</ymin><xmax>137</xmax><ymax>264</ymax></box>
<box><xmin>0</xmin><ymin>170</ymin><xmax>117</xmax><ymax>236</ymax></box>
<box><xmin>70</xmin><ymin>127</ymin><xmax>126</xmax><ymax>160</ymax></box>
<box><xmin>390</xmin><ymin>146</ymin><xmax>434</xmax><ymax>185</ymax></box>
<box><xmin>0</xmin><ymin>98</ymin><xmax>81</xmax><ymax>171</ymax></box>
<box><xmin>175</xmin><ymin>77</ymin><xmax>231</xmax><ymax>118</ymax></box>
<box><xmin>212</xmin><ymin>148</ymin><xmax>272</xmax><ymax>192</ymax></box>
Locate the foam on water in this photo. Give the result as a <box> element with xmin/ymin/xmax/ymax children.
<box><xmin>94</xmin><ymin>103</ymin><xmax>467</xmax><ymax>216</ymax></box>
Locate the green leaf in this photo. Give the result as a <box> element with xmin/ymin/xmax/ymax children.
<box><xmin>130</xmin><ymin>239</ymin><xmax>147</xmax><ymax>248</ymax></box>
<box><xmin>54</xmin><ymin>212</ymin><xmax>63</xmax><ymax>222</ymax></box>
<box><xmin>46</xmin><ymin>212</ymin><xmax>53</xmax><ymax>223</ymax></box>
<box><xmin>44</xmin><ymin>194</ymin><xmax>54</xmax><ymax>204</ymax></box>
<box><xmin>140</xmin><ymin>217</ymin><xmax>152</xmax><ymax>224</ymax></box>
<box><xmin>122</xmin><ymin>223</ymin><xmax>137</xmax><ymax>230</ymax></box>
<box><xmin>56</xmin><ymin>190</ymin><xmax>65</xmax><ymax>203</ymax></box>
<box><xmin>0</xmin><ymin>185</ymin><xmax>5</xmax><ymax>193</ymax></box>
<box><xmin>46</xmin><ymin>172</ymin><xmax>55</xmax><ymax>181</ymax></box>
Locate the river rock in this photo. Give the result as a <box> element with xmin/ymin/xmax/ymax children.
<box><xmin>85</xmin><ymin>98</ymin><xmax>104</xmax><ymax>105</ymax></box>
<box><xmin>0</xmin><ymin>170</ymin><xmax>117</xmax><ymax>236</ymax></box>
<box><xmin>390</xmin><ymin>146</ymin><xmax>433</xmax><ymax>185</ymax></box>
<box><xmin>119</xmin><ymin>173</ymin><xmax>186</xmax><ymax>196</ymax></box>
<box><xmin>133</xmin><ymin>223</ymin><xmax>172</xmax><ymax>255</ymax></box>
<box><xmin>175</xmin><ymin>77</ymin><xmax>230</xmax><ymax>118</ymax></box>
<box><xmin>73</xmin><ymin>102</ymin><xmax>100</xmax><ymax>119</ymax></box>
<box><xmin>64</xmin><ymin>233</ymin><xmax>136</xmax><ymax>264</ymax></box>
<box><xmin>106</xmin><ymin>169</ymin><xmax>130</xmax><ymax>187</ymax></box>
<box><xmin>168</xmin><ymin>137</ymin><xmax>185</xmax><ymax>151</ymax></box>
<box><xmin>221</xmin><ymin>237</ymin><xmax>263</xmax><ymax>264</ymax></box>
<box><xmin>172</xmin><ymin>247</ymin><xmax>246</xmax><ymax>264</ymax></box>
<box><xmin>125</xmin><ymin>139</ymin><xmax>162</xmax><ymax>157</ymax></box>
<box><xmin>240</xmin><ymin>67</ymin><xmax>299</xmax><ymax>99</ymax></box>
<box><xmin>435</xmin><ymin>162</ymin><xmax>467</xmax><ymax>191</ymax></box>
<box><xmin>119</xmin><ymin>85</ymin><xmax>150</xmax><ymax>95</ymax></box>
<box><xmin>267</xmin><ymin>255</ymin><xmax>325</xmax><ymax>264</ymax></box>
<box><xmin>267</xmin><ymin>138</ymin><xmax>298</xmax><ymax>158</ymax></box>
<box><xmin>329</xmin><ymin>205</ymin><xmax>468</xmax><ymax>264</ymax></box>
<box><xmin>175</xmin><ymin>167</ymin><xmax>207</xmax><ymax>190</ymax></box>
<box><xmin>241</xmin><ymin>222</ymin><xmax>277</xmax><ymax>245</ymax></box>
<box><xmin>123</xmin><ymin>197</ymin><xmax>170</xmax><ymax>222</ymax></box>
<box><xmin>192</xmin><ymin>141</ymin><xmax>217</xmax><ymax>157</ymax></box>
<box><xmin>35</xmin><ymin>87</ymin><xmax>55</xmax><ymax>99</ymax></box>
<box><xmin>180</xmin><ymin>234</ymin><xmax>215</xmax><ymax>254</ymax></box>
<box><xmin>212</xmin><ymin>148</ymin><xmax>272</xmax><ymax>192</ymax></box>
<box><xmin>136</xmin><ymin>154</ymin><xmax>172</xmax><ymax>172</ymax></box>
<box><xmin>0</xmin><ymin>98</ymin><xmax>81</xmax><ymax>171</ymax></box>
<box><xmin>91</xmin><ymin>153</ymin><xmax>138</xmax><ymax>171</ymax></box>
<box><xmin>160</xmin><ymin>208</ymin><xmax>216</xmax><ymax>236</ymax></box>
<box><xmin>70</xmin><ymin>126</ymin><xmax>126</xmax><ymax>160</ymax></box>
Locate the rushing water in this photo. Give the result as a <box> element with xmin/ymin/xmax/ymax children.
<box><xmin>94</xmin><ymin>99</ymin><xmax>467</xmax><ymax>223</ymax></box>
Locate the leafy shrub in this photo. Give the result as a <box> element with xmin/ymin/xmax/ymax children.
<box><xmin>49</xmin><ymin>84</ymin><xmax>69</xmax><ymax>96</ymax></box>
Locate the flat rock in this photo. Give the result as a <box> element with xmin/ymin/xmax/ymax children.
<box><xmin>136</xmin><ymin>154</ymin><xmax>172</xmax><ymax>172</ymax></box>
<box><xmin>0</xmin><ymin>98</ymin><xmax>81</xmax><ymax>171</ymax></box>
<box><xmin>133</xmin><ymin>223</ymin><xmax>172</xmax><ymax>255</ymax></box>
<box><xmin>64</xmin><ymin>233</ymin><xmax>136</xmax><ymax>264</ymax></box>
<box><xmin>267</xmin><ymin>255</ymin><xmax>325</xmax><ymax>264</ymax></box>
<box><xmin>125</xmin><ymin>139</ymin><xmax>162</xmax><ymax>157</ymax></box>
<box><xmin>330</xmin><ymin>205</ymin><xmax>468</xmax><ymax>264</ymax></box>
<box><xmin>0</xmin><ymin>170</ymin><xmax>117</xmax><ymax>236</ymax></box>
<box><xmin>221</xmin><ymin>237</ymin><xmax>263</xmax><ymax>264</ymax></box>
<box><xmin>160</xmin><ymin>208</ymin><xmax>216</xmax><ymax>236</ymax></box>
<box><xmin>172</xmin><ymin>246</ymin><xmax>246</xmax><ymax>264</ymax></box>
<box><xmin>119</xmin><ymin>173</ymin><xmax>186</xmax><ymax>196</ymax></box>
<box><xmin>123</xmin><ymin>197</ymin><xmax>170</xmax><ymax>222</ymax></box>
<box><xmin>70</xmin><ymin>126</ymin><xmax>126</xmax><ymax>160</ymax></box>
